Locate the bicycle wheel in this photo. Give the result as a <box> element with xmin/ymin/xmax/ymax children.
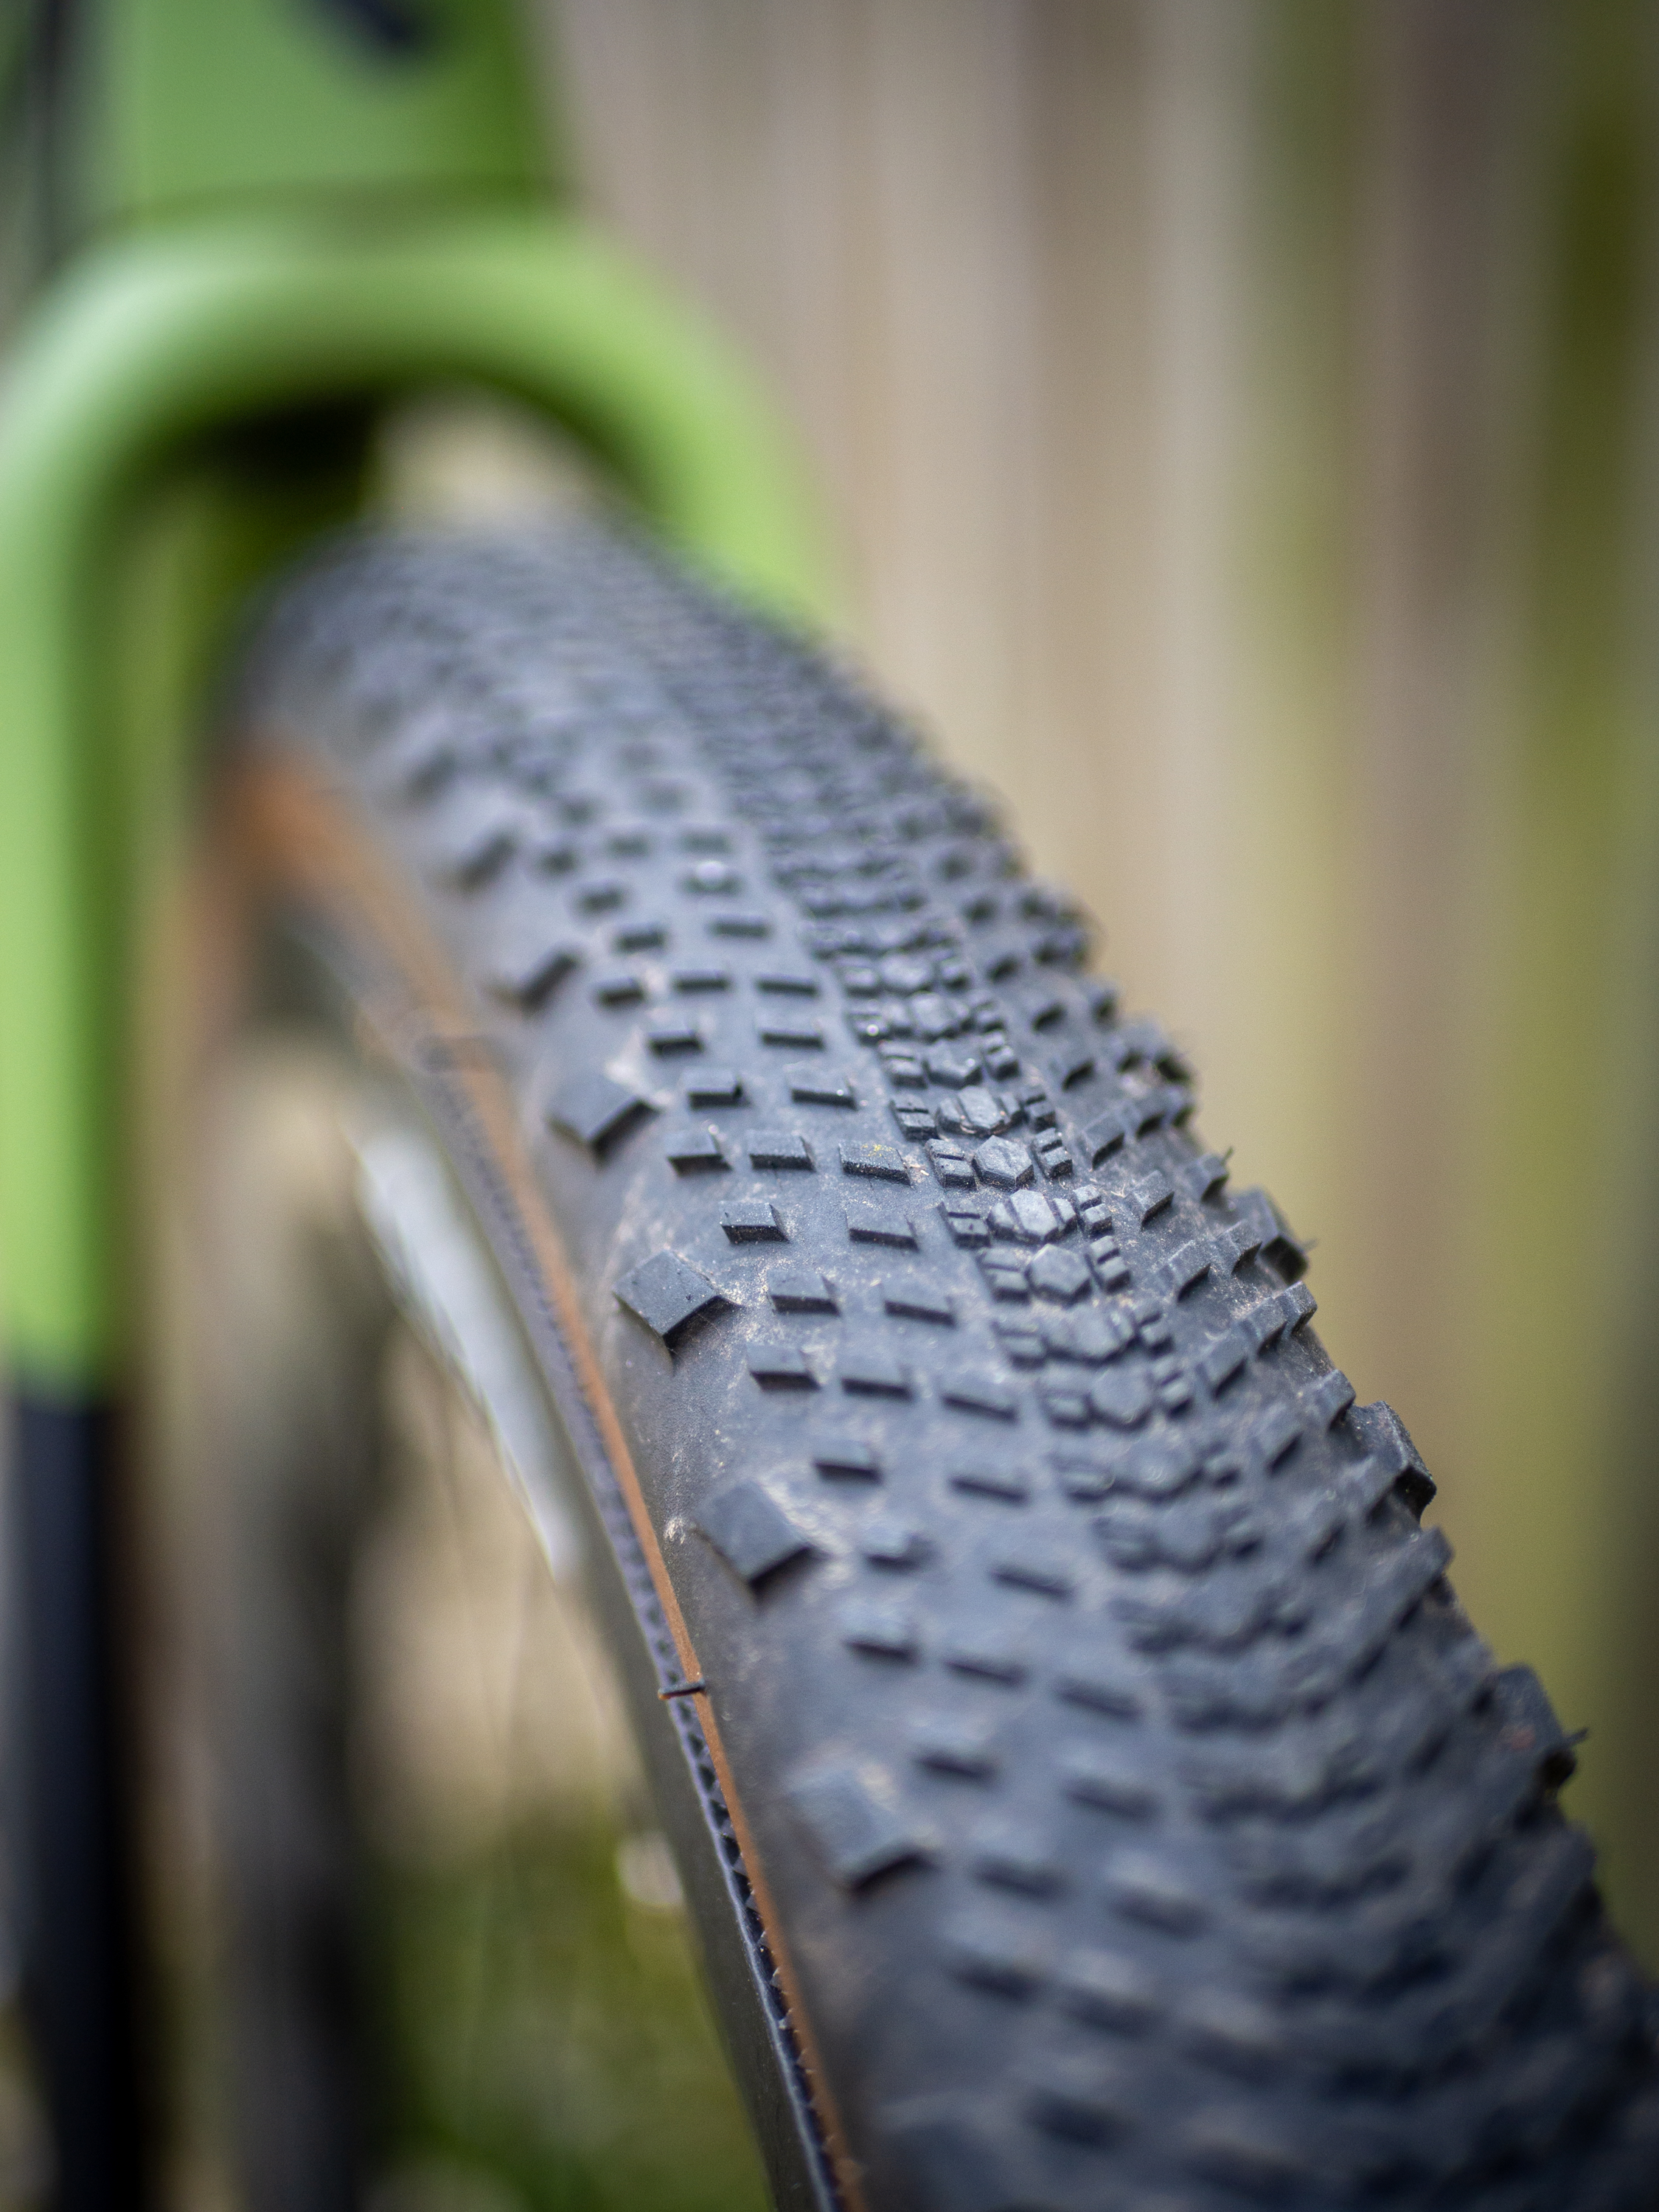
<box><xmin>216</xmin><ymin>521</ymin><xmax>1659</xmax><ymax>2212</ymax></box>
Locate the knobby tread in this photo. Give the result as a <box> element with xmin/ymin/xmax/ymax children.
<box><xmin>239</xmin><ymin>525</ymin><xmax>1659</xmax><ymax>2212</ymax></box>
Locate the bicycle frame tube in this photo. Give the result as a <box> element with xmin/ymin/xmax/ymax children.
<box><xmin>0</xmin><ymin>4</ymin><xmax>832</xmax><ymax>2199</ymax></box>
<box><xmin>74</xmin><ymin>0</ymin><xmax>552</xmax><ymax>233</ymax></box>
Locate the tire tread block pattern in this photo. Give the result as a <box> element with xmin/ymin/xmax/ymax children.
<box><xmin>243</xmin><ymin>526</ymin><xmax>1659</xmax><ymax>2212</ymax></box>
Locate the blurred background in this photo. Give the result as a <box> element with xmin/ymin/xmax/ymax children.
<box><xmin>1</xmin><ymin>0</ymin><xmax>1658</xmax><ymax>2204</ymax></box>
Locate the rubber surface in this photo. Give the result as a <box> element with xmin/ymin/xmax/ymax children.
<box><xmin>238</xmin><ymin>525</ymin><xmax>1659</xmax><ymax>2212</ymax></box>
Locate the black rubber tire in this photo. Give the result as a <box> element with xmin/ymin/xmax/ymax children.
<box><xmin>232</xmin><ymin>523</ymin><xmax>1659</xmax><ymax>2212</ymax></box>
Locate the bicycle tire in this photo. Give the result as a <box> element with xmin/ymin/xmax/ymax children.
<box><xmin>223</xmin><ymin>522</ymin><xmax>1659</xmax><ymax>2212</ymax></box>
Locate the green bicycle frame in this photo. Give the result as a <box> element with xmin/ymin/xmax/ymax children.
<box><xmin>0</xmin><ymin>0</ymin><xmax>832</xmax><ymax>1397</ymax></box>
<box><xmin>0</xmin><ymin>4</ymin><xmax>832</xmax><ymax>2201</ymax></box>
